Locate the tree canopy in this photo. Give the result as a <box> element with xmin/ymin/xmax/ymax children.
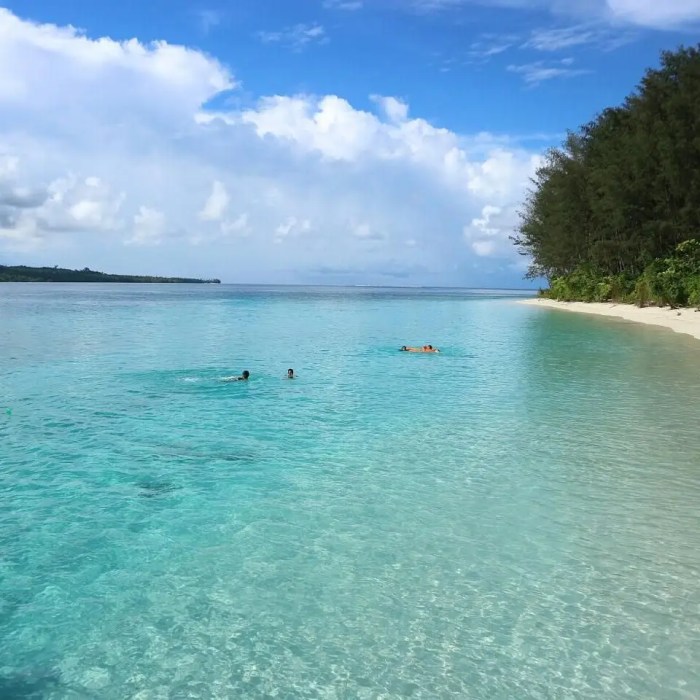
<box><xmin>512</xmin><ymin>45</ymin><xmax>700</xmax><ymax>306</ymax></box>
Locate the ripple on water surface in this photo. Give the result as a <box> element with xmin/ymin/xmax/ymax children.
<box><xmin>0</xmin><ymin>284</ymin><xmax>699</xmax><ymax>699</ymax></box>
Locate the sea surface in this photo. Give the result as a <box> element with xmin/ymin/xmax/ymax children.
<box><xmin>1</xmin><ymin>283</ymin><xmax>699</xmax><ymax>700</ymax></box>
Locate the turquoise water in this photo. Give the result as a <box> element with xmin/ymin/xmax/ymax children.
<box><xmin>1</xmin><ymin>284</ymin><xmax>700</xmax><ymax>699</ymax></box>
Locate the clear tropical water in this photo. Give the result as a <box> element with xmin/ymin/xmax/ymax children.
<box><xmin>1</xmin><ymin>284</ymin><xmax>699</xmax><ymax>700</ymax></box>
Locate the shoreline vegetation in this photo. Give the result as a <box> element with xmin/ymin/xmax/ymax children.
<box><xmin>0</xmin><ymin>265</ymin><xmax>221</xmax><ymax>284</ymax></box>
<box><xmin>519</xmin><ymin>298</ymin><xmax>700</xmax><ymax>342</ymax></box>
<box><xmin>512</xmin><ymin>45</ymin><xmax>700</xmax><ymax>311</ymax></box>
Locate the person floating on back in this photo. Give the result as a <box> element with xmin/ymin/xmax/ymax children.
<box><xmin>287</xmin><ymin>368</ymin><xmax>295</xmax><ymax>379</ymax></box>
<box><xmin>399</xmin><ymin>345</ymin><xmax>440</xmax><ymax>353</ymax></box>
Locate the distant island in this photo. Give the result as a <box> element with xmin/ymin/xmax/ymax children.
<box><xmin>0</xmin><ymin>265</ymin><xmax>221</xmax><ymax>284</ymax></box>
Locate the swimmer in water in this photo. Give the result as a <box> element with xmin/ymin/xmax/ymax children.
<box><xmin>222</xmin><ymin>370</ymin><xmax>249</xmax><ymax>382</ymax></box>
<box><xmin>399</xmin><ymin>345</ymin><xmax>440</xmax><ymax>353</ymax></box>
<box><xmin>287</xmin><ymin>368</ymin><xmax>295</xmax><ymax>379</ymax></box>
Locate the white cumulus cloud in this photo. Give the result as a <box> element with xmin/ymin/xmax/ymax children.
<box><xmin>371</xmin><ymin>95</ymin><xmax>409</xmax><ymax>123</ymax></box>
<box><xmin>127</xmin><ymin>206</ymin><xmax>167</xmax><ymax>246</ymax></box>
<box><xmin>464</xmin><ymin>205</ymin><xmax>519</xmax><ymax>258</ymax></box>
<box><xmin>199</xmin><ymin>180</ymin><xmax>230</xmax><ymax>221</ymax></box>
<box><xmin>0</xmin><ymin>8</ymin><xmax>542</xmax><ymax>285</ymax></box>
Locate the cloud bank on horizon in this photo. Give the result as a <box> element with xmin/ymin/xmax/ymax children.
<box><xmin>0</xmin><ymin>1</ymin><xmax>695</xmax><ymax>285</ymax></box>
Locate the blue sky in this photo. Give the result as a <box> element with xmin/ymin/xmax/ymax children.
<box><xmin>0</xmin><ymin>1</ymin><xmax>698</xmax><ymax>286</ymax></box>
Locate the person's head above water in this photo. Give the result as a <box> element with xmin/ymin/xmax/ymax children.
<box><xmin>400</xmin><ymin>346</ymin><xmax>408</xmax><ymax>351</ymax></box>
<box><xmin>240</xmin><ymin>370</ymin><xmax>250</xmax><ymax>380</ymax></box>
<box><xmin>287</xmin><ymin>368</ymin><xmax>294</xmax><ymax>378</ymax></box>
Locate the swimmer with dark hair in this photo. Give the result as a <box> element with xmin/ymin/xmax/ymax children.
<box><xmin>287</xmin><ymin>368</ymin><xmax>295</xmax><ymax>379</ymax></box>
<box><xmin>400</xmin><ymin>345</ymin><xmax>440</xmax><ymax>353</ymax></box>
<box><xmin>223</xmin><ymin>370</ymin><xmax>249</xmax><ymax>382</ymax></box>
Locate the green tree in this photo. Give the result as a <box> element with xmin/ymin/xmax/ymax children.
<box><xmin>513</xmin><ymin>44</ymin><xmax>700</xmax><ymax>304</ymax></box>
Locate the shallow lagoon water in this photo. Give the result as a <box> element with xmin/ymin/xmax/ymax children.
<box><xmin>1</xmin><ymin>284</ymin><xmax>699</xmax><ymax>699</ymax></box>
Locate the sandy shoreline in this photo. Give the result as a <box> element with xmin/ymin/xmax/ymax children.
<box><xmin>519</xmin><ymin>298</ymin><xmax>700</xmax><ymax>342</ymax></box>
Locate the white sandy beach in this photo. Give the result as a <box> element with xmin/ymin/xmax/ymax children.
<box><xmin>520</xmin><ymin>298</ymin><xmax>700</xmax><ymax>342</ymax></box>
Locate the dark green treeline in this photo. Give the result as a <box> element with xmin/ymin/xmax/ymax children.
<box><xmin>0</xmin><ymin>265</ymin><xmax>220</xmax><ymax>284</ymax></box>
<box><xmin>512</xmin><ymin>45</ymin><xmax>700</xmax><ymax>307</ymax></box>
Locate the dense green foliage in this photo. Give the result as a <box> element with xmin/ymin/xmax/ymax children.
<box><xmin>0</xmin><ymin>265</ymin><xmax>220</xmax><ymax>284</ymax></box>
<box><xmin>541</xmin><ymin>239</ymin><xmax>700</xmax><ymax>307</ymax></box>
<box><xmin>513</xmin><ymin>45</ymin><xmax>700</xmax><ymax>306</ymax></box>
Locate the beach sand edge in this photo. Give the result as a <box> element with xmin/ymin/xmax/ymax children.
<box><xmin>518</xmin><ymin>298</ymin><xmax>700</xmax><ymax>342</ymax></box>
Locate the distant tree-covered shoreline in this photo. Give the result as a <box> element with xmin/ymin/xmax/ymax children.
<box><xmin>512</xmin><ymin>45</ymin><xmax>700</xmax><ymax>307</ymax></box>
<box><xmin>0</xmin><ymin>265</ymin><xmax>221</xmax><ymax>284</ymax></box>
